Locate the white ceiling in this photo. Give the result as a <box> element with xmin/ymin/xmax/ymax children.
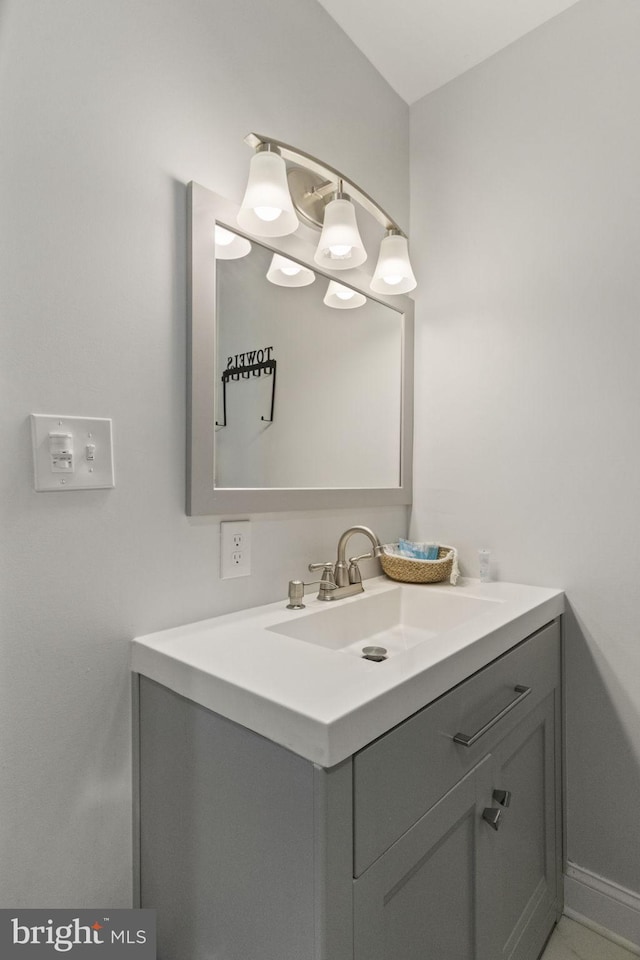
<box><xmin>316</xmin><ymin>0</ymin><xmax>583</xmax><ymax>104</ymax></box>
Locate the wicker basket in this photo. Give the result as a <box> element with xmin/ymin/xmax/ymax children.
<box><xmin>380</xmin><ymin>545</ymin><xmax>455</xmax><ymax>584</ymax></box>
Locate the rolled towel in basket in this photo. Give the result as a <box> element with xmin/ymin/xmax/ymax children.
<box><xmin>382</xmin><ymin>542</ymin><xmax>459</xmax><ymax>585</ymax></box>
<box><xmin>398</xmin><ymin>538</ymin><xmax>440</xmax><ymax>560</ymax></box>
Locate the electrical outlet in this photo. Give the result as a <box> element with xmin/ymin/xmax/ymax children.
<box><xmin>220</xmin><ymin>520</ymin><xmax>251</xmax><ymax>579</ymax></box>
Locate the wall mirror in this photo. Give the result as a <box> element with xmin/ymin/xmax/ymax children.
<box><xmin>187</xmin><ymin>181</ymin><xmax>413</xmax><ymax>515</ymax></box>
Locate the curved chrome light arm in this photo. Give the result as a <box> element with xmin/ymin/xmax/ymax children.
<box><xmin>244</xmin><ymin>132</ymin><xmax>405</xmax><ymax>236</ymax></box>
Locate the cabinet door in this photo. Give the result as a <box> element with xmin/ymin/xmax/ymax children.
<box><xmin>489</xmin><ymin>691</ymin><xmax>560</xmax><ymax>960</ymax></box>
<box><xmin>353</xmin><ymin>620</ymin><xmax>560</xmax><ymax>876</ymax></box>
<box><xmin>353</xmin><ymin>757</ymin><xmax>494</xmax><ymax>960</ymax></box>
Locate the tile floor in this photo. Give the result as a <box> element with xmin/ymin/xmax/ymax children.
<box><xmin>541</xmin><ymin>917</ymin><xmax>640</xmax><ymax>960</ymax></box>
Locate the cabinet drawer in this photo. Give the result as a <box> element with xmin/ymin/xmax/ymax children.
<box><xmin>353</xmin><ymin>620</ymin><xmax>560</xmax><ymax>876</ymax></box>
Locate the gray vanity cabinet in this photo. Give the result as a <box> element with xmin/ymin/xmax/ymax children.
<box><xmin>352</xmin><ymin>692</ymin><xmax>559</xmax><ymax>960</ymax></box>
<box><xmin>353</xmin><ymin>756</ymin><xmax>496</xmax><ymax>960</ymax></box>
<box><xmin>136</xmin><ymin>619</ymin><xmax>561</xmax><ymax>960</ymax></box>
<box><xmin>491</xmin><ymin>693</ymin><xmax>560</xmax><ymax>960</ymax></box>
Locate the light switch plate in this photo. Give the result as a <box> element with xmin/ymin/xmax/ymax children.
<box><xmin>31</xmin><ymin>414</ymin><xmax>115</xmax><ymax>491</ymax></box>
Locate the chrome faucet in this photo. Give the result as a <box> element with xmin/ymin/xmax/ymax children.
<box><xmin>287</xmin><ymin>526</ymin><xmax>383</xmax><ymax>606</ymax></box>
<box><xmin>334</xmin><ymin>525</ymin><xmax>383</xmax><ymax>588</ymax></box>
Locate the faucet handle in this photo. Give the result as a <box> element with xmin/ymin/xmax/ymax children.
<box><xmin>308</xmin><ymin>562</ymin><xmax>339</xmax><ymax>601</ymax></box>
<box><xmin>348</xmin><ymin>553</ymin><xmax>372</xmax><ymax>585</ymax></box>
<box><xmin>308</xmin><ymin>561</ymin><xmax>335</xmax><ymax>579</ymax></box>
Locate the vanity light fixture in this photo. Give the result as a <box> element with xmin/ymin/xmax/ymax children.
<box><xmin>237</xmin><ymin>143</ymin><xmax>299</xmax><ymax>237</ymax></box>
<box><xmin>214</xmin><ymin>225</ymin><xmax>252</xmax><ymax>259</ymax></box>
<box><xmin>323</xmin><ymin>280</ymin><xmax>366</xmax><ymax>309</ymax></box>
<box><xmin>239</xmin><ymin>134</ymin><xmax>417</xmax><ymax>294</ymax></box>
<box><xmin>314</xmin><ymin>185</ymin><xmax>367</xmax><ymax>271</ymax></box>
<box><xmin>370</xmin><ymin>229</ymin><xmax>417</xmax><ymax>294</ymax></box>
<box><xmin>266</xmin><ymin>254</ymin><xmax>315</xmax><ymax>287</ymax></box>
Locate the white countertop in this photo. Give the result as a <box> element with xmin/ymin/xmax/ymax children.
<box><xmin>131</xmin><ymin>576</ymin><xmax>564</xmax><ymax>767</ymax></box>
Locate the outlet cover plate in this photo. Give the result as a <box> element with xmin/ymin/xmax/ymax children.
<box><xmin>220</xmin><ymin>520</ymin><xmax>251</xmax><ymax>579</ymax></box>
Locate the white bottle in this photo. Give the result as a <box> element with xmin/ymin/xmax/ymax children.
<box><xmin>479</xmin><ymin>549</ymin><xmax>491</xmax><ymax>583</ymax></box>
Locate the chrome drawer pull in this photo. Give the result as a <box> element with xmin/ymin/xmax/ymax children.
<box><xmin>453</xmin><ymin>685</ymin><xmax>531</xmax><ymax>747</ymax></box>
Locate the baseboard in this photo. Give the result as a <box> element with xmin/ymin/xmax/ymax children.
<box><xmin>564</xmin><ymin>861</ymin><xmax>640</xmax><ymax>953</ymax></box>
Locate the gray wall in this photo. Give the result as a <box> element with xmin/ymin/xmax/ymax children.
<box><xmin>0</xmin><ymin>0</ymin><xmax>409</xmax><ymax>906</ymax></box>
<box><xmin>410</xmin><ymin>0</ymin><xmax>640</xmax><ymax>901</ymax></box>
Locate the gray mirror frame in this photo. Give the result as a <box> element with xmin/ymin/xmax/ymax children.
<box><xmin>186</xmin><ymin>180</ymin><xmax>414</xmax><ymax>516</ymax></box>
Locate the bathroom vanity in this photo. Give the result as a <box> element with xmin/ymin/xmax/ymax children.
<box><xmin>132</xmin><ymin>577</ymin><xmax>564</xmax><ymax>960</ymax></box>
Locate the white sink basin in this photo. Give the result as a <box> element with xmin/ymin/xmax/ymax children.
<box><xmin>132</xmin><ymin>576</ymin><xmax>564</xmax><ymax>766</ymax></box>
<box><xmin>267</xmin><ymin>585</ymin><xmax>503</xmax><ymax>659</ymax></box>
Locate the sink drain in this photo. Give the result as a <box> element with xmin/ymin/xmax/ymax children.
<box><xmin>362</xmin><ymin>646</ymin><xmax>388</xmax><ymax>662</ymax></box>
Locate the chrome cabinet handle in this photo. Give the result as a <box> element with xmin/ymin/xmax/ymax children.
<box><xmin>482</xmin><ymin>807</ymin><xmax>502</xmax><ymax>831</ymax></box>
<box><xmin>453</xmin><ymin>685</ymin><xmax>531</xmax><ymax>747</ymax></box>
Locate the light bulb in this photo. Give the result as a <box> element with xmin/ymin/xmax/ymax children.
<box><xmin>254</xmin><ymin>206</ymin><xmax>281</xmax><ymax>222</ymax></box>
<box><xmin>214</xmin><ymin>225</ymin><xmax>252</xmax><ymax>260</ymax></box>
<box><xmin>215</xmin><ymin>226</ymin><xmax>235</xmax><ymax>246</ymax></box>
<box><xmin>323</xmin><ymin>280</ymin><xmax>366</xmax><ymax>309</ymax></box>
<box><xmin>382</xmin><ymin>274</ymin><xmax>403</xmax><ymax>286</ymax></box>
<box><xmin>314</xmin><ymin>196</ymin><xmax>366</xmax><ymax>271</ymax></box>
<box><xmin>335</xmin><ymin>286</ymin><xmax>355</xmax><ymax>300</ymax></box>
<box><xmin>266</xmin><ymin>254</ymin><xmax>315</xmax><ymax>287</ymax></box>
<box><xmin>329</xmin><ymin>244</ymin><xmax>353</xmax><ymax>259</ymax></box>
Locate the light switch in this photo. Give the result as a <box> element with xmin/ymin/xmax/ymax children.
<box><xmin>30</xmin><ymin>415</ymin><xmax>115</xmax><ymax>491</ymax></box>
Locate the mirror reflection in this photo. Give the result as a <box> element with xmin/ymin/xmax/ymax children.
<box><xmin>215</xmin><ymin>230</ymin><xmax>403</xmax><ymax>489</ymax></box>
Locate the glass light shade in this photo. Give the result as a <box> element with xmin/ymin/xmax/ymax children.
<box><xmin>266</xmin><ymin>254</ymin><xmax>315</xmax><ymax>287</ymax></box>
<box><xmin>314</xmin><ymin>197</ymin><xmax>367</xmax><ymax>271</ymax></box>
<box><xmin>214</xmin><ymin>225</ymin><xmax>252</xmax><ymax>259</ymax></box>
<box><xmin>237</xmin><ymin>151</ymin><xmax>299</xmax><ymax>237</ymax></box>
<box><xmin>323</xmin><ymin>280</ymin><xmax>366</xmax><ymax>309</ymax></box>
<box><xmin>370</xmin><ymin>232</ymin><xmax>417</xmax><ymax>294</ymax></box>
